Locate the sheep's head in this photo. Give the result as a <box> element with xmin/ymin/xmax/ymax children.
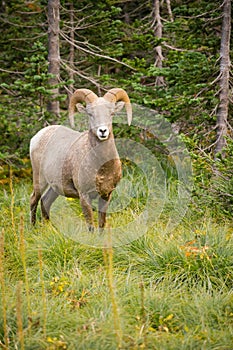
<box><xmin>69</xmin><ymin>88</ymin><xmax>132</xmax><ymax>141</ymax></box>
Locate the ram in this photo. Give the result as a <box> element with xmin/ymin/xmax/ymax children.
<box><xmin>30</xmin><ymin>88</ymin><xmax>132</xmax><ymax>231</ymax></box>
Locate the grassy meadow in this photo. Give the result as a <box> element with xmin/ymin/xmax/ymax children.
<box><xmin>0</xmin><ymin>171</ymin><xmax>233</xmax><ymax>349</ymax></box>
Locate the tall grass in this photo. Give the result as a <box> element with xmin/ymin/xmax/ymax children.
<box><xmin>103</xmin><ymin>231</ymin><xmax>122</xmax><ymax>349</ymax></box>
<box><xmin>0</xmin><ymin>229</ymin><xmax>9</xmax><ymax>349</ymax></box>
<box><xmin>0</xmin><ymin>178</ymin><xmax>233</xmax><ymax>349</ymax></box>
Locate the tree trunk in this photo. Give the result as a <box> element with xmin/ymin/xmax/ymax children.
<box><xmin>68</xmin><ymin>2</ymin><xmax>74</xmax><ymax>97</ymax></box>
<box><xmin>0</xmin><ymin>0</ymin><xmax>6</xmax><ymax>12</ymax></box>
<box><xmin>47</xmin><ymin>0</ymin><xmax>60</xmax><ymax>116</ymax></box>
<box><xmin>153</xmin><ymin>0</ymin><xmax>165</xmax><ymax>87</ymax></box>
<box><xmin>165</xmin><ymin>0</ymin><xmax>173</xmax><ymax>22</ymax></box>
<box><xmin>215</xmin><ymin>0</ymin><xmax>231</xmax><ymax>156</ymax></box>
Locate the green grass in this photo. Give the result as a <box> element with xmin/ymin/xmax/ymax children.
<box><xmin>0</xmin><ymin>178</ymin><xmax>233</xmax><ymax>349</ymax></box>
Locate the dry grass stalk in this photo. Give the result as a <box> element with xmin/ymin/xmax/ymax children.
<box><xmin>38</xmin><ymin>247</ymin><xmax>47</xmax><ymax>337</ymax></box>
<box><xmin>139</xmin><ymin>280</ymin><xmax>147</xmax><ymax>348</ymax></box>
<box><xmin>9</xmin><ymin>167</ymin><xmax>17</xmax><ymax>242</ymax></box>
<box><xmin>19</xmin><ymin>213</ymin><xmax>32</xmax><ymax>331</ymax></box>
<box><xmin>103</xmin><ymin>229</ymin><xmax>123</xmax><ymax>349</ymax></box>
<box><xmin>16</xmin><ymin>280</ymin><xmax>25</xmax><ymax>350</ymax></box>
<box><xmin>0</xmin><ymin>228</ymin><xmax>9</xmax><ymax>349</ymax></box>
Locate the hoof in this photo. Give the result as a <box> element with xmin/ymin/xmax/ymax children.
<box><xmin>88</xmin><ymin>225</ymin><xmax>95</xmax><ymax>233</ymax></box>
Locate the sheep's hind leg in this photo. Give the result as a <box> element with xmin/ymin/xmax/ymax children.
<box><xmin>30</xmin><ymin>189</ymin><xmax>41</xmax><ymax>225</ymax></box>
<box><xmin>41</xmin><ymin>187</ymin><xmax>59</xmax><ymax>221</ymax></box>
<box><xmin>80</xmin><ymin>194</ymin><xmax>94</xmax><ymax>232</ymax></box>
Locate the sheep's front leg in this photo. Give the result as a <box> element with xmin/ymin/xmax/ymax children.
<box><xmin>98</xmin><ymin>194</ymin><xmax>111</xmax><ymax>229</ymax></box>
<box><xmin>80</xmin><ymin>194</ymin><xmax>94</xmax><ymax>232</ymax></box>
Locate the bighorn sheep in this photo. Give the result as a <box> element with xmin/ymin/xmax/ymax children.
<box><xmin>30</xmin><ymin>88</ymin><xmax>132</xmax><ymax>231</ymax></box>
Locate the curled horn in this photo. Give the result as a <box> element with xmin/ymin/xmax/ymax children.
<box><xmin>69</xmin><ymin>89</ymin><xmax>98</xmax><ymax>128</ymax></box>
<box><xmin>104</xmin><ymin>88</ymin><xmax>132</xmax><ymax>126</ymax></box>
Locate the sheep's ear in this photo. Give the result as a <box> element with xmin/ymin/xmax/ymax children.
<box><xmin>76</xmin><ymin>103</ymin><xmax>86</xmax><ymax>113</ymax></box>
<box><xmin>114</xmin><ymin>101</ymin><xmax>125</xmax><ymax>112</ymax></box>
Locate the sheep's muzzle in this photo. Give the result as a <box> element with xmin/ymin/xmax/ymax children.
<box><xmin>96</xmin><ymin>125</ymin><xmax>110</xmax><ymax>141</ymax></box>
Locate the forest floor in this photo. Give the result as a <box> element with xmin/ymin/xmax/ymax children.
<box><xmin>0</xmin><ymin>177</ymin><xmax>233</xmax><ymax>350</ymax></box>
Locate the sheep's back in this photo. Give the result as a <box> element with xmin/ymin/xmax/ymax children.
<box><xmin>30</xmin><ymin>125</ymin><xmax>83</xmax><ymax>195</ymax></box>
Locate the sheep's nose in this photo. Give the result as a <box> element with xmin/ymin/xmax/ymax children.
<box><xmin>97</xmin><ymin>126</ymin><xmax>110</xmax><ymax>140</ymax></box>
<box><xmin>100</xmin><ymin>128</ymin><xmax>107</xmax><ymax>134</ymax></box>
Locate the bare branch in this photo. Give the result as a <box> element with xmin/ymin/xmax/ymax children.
<box><xmin>60</xmin><ymin>31</ymin><xmax>135</xmax><ymax>71</ymax></box>
<box><xmin>61</xmin><ymin>19</ymin><xmax>107</xmax><ymax>33</ymax></box>
<box><xmin>210</xmin><ymin>104</ymin><xmax>218</xmax><ymax>117</ymax></box>
<box><xmin>202</xmin><ymin>133</ymin><xmax>222</xmax><ymax>151</ymax></box>
<box><xmin>210</xmin><ymin>71</ymin><xmax>223</xmax><ymax>86</ymax></box>
<box><xmin>60</xmin><ymin>3</ymin><xmax>92</xmax><ymax>14</ymax></box>
<box><xmin>162</xmin><ymin>42</ymin><xmax>189</xmax><ymax>52</ymax></box>
<box><xmin>0</xmin><ymin>16</ymin><xmax>45</xmax><ymax>28</ymax></box>
<box><xmin>7</xmin><ymin>33</ymin><xmax>47</xmax><ymax>42</ymax></box>
<box><xmin>0</xmin><ymin>85</ymin><xmax>19</xmax><ymax>96</ymax></box>
<box><xmin>194</xmin><ymin>87</ymin><xmax>209</xmax><ymax>98</ymax></box>
<box><xmin>176</xmin><ymin>3</ymin><xmax>223</xmax><ymax>20</ymax></box>
<box><xmin>226</xmin><ymin>120</ymin><xmax>233</xmax><ymax>132</ymax></box>
<box><xmin>0</xmin><ymin>67</ymin><xmax>25</xmax><ymax>74</ymax></box>
<box><xmin>60</xmin><ymin>60</ymin><xmax>101</xmax><ymax>89</ymax></box>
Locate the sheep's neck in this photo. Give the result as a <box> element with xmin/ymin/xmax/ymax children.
<box><xmin>86</xmin><ymin>130</ymin><xmax>122</xmax><ymax>198</ymax></box>
<box><xmin>88</xmin><ymin>130</ymin><xmax>114</xmax><ymax>148</ymax></box>
<box><xmin>88</xmin><ymin>129</ymin><xmax>120</xmax><ymax>165</ymax></box>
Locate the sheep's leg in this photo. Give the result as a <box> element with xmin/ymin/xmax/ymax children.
<box><xmin>98</xmin><ymin>195</ymin><xmax>111</xmax><ymax>229</ymax></box>
<box><xmin>41</xmin><ymin>187</ymin><xmax>59</xmax><ymax>221</ymax></box>
<box><xmin>30</xmin><ymin>169</ymin><xmax>49</xmax><ymax>225</ymax></box>
<box><xmin>80</xmin><ymin>194</ymin><xmax>94</xmax><ymax>232</ymax></box>
<box><xmin>30</xmin><ymin>188</ymin><xmax>41</xmax><ymax>225</ymax></box>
